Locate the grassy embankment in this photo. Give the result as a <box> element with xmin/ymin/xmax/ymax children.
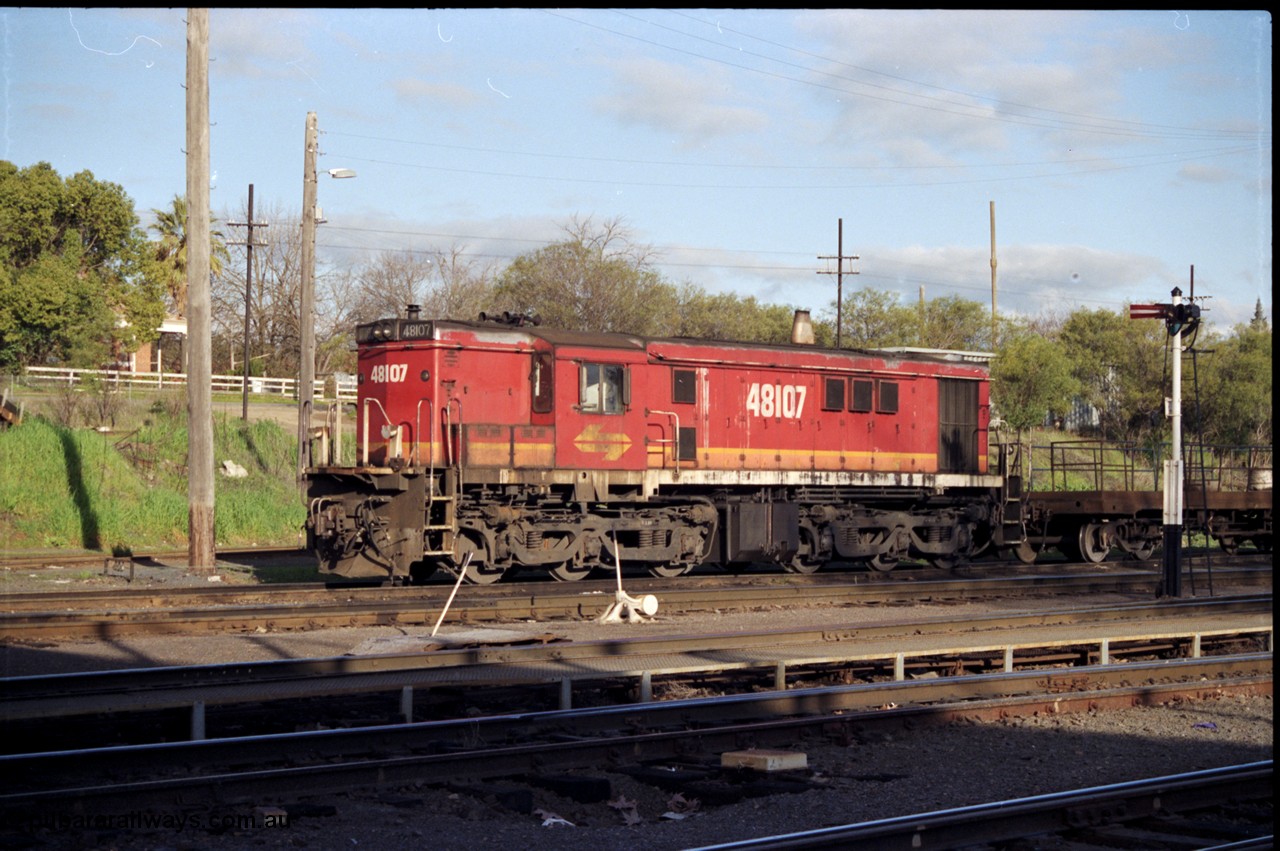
<box><xmin>0</xmin><ymin>387</ymin><xmax>307</xmax><ymax>553</ymax></box>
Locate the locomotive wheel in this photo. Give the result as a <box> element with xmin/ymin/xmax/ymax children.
<box><xmin>548</xmin><ymin>561</ymin><xmax>593</xmax><ymax>581</ymax></box>
<box><xmin>867</xmin><ymin>553</ymin><xmax>898</xmax><ymax>573</ymax></box>
<box><xmin>784</xmin><ymin>557</ymin><xmax>822</xmax><ymax>575</ymax></box>
<box><xmin>647</xmin><ymin>563</ymin><xmax>692</xmax><ymax>578</ymax></box>
<box><xmin>785</xmin><ymin>525</ymin><xmax>824</xmax><ymax>574</ymax></box>
<box><xmin>450</xmin><ymin>534</ymin><xmax>503</xmax><ymax>585</ymax></box>
<box><xmin>1074</xmin><ymin>522</ymin><xmax>1112</xmax><ymax>564</ymax></box>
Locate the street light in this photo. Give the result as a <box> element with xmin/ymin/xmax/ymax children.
<box><xmin>298</xmin><ymin>111</ymin><xmax>356</xmax><ymax>491</ymax></box>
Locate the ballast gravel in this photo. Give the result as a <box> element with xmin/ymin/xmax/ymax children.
<box><xmin>9</xmin><ymin>694</ymin><xmax>1272</xmax><ymax>851</ymax></box>
<box><xmin>1</xmin><ymin>563</ymin><xmax>1273</xmax><ymax>850</ymax></box>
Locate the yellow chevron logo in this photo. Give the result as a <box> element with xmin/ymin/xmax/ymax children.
<box><xmin>574</xmin><ymin>423</ymin><xmax>632</xmax><ymax>461</ymax></box>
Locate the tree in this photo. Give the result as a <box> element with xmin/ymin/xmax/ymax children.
<box><xmin>0</xmin><ymin>161</ymin><xmax>162</xmax><ymax>370</ymax></box>
<box><xmin>1059</xmin><ymin>307</ymin><xmax>1166</xmax><ymax>441</ymax></box>
<box><xmin>835</xmin><ymin>288</ymin><xmax>916</xmax><ymax>349</ymax></box>
<box><xmin>148</xmin><ymin>194</ymin><xmax>229</xmax><ymax>318</ymax></box>
<box><xmin>674</xmin><ymin>286</ymin><xmax>804</xmax><ymax>344</ymax></box>
<box><xmin>990</xmin><ymin>333</ymin><xmax>1080</xmax><ymax>436</ymax></box>
<box><xmin>1190</xmin><ymin>319</ymin><xmax>1272</xmax><ymax>447</ymax></box>
<box><xmin>918</xmin><ymin>295</ymin><xmax>994</xmax><ymax>351</ymax></box>
<box><xmin>351</xmin><ymin>245</ymin><xmax>494</xmax><ymax>325</ymax></box>
<box><xmin>211</xmin><ymin>200</ymin><xmax>300</xmax><ymax>379</ymax></box>
<box><xmin>490</xmin><ymin>216</ymin><xmax>680</xmax><ymax>334</ymax></box>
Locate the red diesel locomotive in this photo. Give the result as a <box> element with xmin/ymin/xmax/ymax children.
<box><xmin>305</xmin><ymin>308</ymin><xmax>1021</xmax><ymax>583</ymax></box>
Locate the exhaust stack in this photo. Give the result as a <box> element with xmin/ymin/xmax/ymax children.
<box><xmin>791</xmin><ymin>310</ymin><xmax>815</xmax><ymax>345</ymax></box>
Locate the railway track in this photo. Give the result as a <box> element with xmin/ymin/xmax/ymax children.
<box><xmin>1</xmin><ymin>573</ymin><xmax>1270</xmax><ymax>850</ymax></box>
<box><xmin>690</xmin><ymin>761</ymin><xmax>1274</xmax><ymax>850</ymax></box>
<box><xmin>0</xmin><ymin>657</ymin><xmax>1269</xmax><ymax>844</ymax></box>
<box><xmin>1</xmin><ymin>595</ymin><xmax>1271</xmax><ymax>751</ymax></box>
<box><xmin>0</xmin><ymin>566</ymin><xmax>1271</xmax><ymax>639</ymax></box>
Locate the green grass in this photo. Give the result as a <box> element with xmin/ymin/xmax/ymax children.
<box><xmin>0</xmin><ymin>399</ymin><xmax>307</xmax><ymax>552</ymax></box>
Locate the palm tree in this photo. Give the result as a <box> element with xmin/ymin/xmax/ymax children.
<box><xmin>149</xmin><ymin>195</ymin><xmax>229</xmax><ymax>318</ymax></box>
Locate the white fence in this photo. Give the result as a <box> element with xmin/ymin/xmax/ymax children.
<box><xmin>20</xmin><ymin>366</ymin><xmax>358</xmax><ymax>401</ymax></box>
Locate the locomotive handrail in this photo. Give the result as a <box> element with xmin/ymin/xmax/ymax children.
<box><xmin>360</xmin><ymin>398</ymin><xmax>398</xmax><ymax>467</ymax></box>
<box><xmin>648</xmin><ymin>409</ymin><xmax>681</xmax><ymax>477</ymax></box>
<box><xmin>315</xmin><ymin>400</ymin><xmax>357</xmax><ymax>466</ymax></box>
<box><xmin>442</xmin><ymin>398</ymin><xmax>463</xmax><ymax>481</ymax></box>
<box><xmin>413</xmin><ymin>398</ymin><xmax>434</xmax><ymax>474</ymax></box>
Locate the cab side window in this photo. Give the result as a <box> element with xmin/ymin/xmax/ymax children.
<box><xmin>850</xmin><ymin>379</ymin><xmax>874</xmax><ymax>413</ymax></box>
<box><xmin>531</xmin><ymin>351</ymin><xmax>554</xmax><ymax>414</ymax></box>
<box><xmin>877</xmin><ymin>380</ymin><xmax>899</xmax><ymax>414</ymax></box>
<box><xmin>579</xmin><ymin>362</ymin><xmax>627</xmax><ymax>414</ymax></box>
<box><xmin>673</xmin><ymin>369</ymin><xmax>696</xmax><ymax>404</ymax></box>
<box><xmin>823</xmin><ymin>377</ymin><xmax>845</xmax><ymax>411</ymax></box>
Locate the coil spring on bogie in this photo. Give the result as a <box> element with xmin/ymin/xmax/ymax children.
<box><xmin>637</xmin><ymin>528</ymin><xmax>660</xmax><ymax>548</ymax></box>
<box><xmin>525</xmin><ymin>530</ymin><xmax>543</xmax><ymax>549</ymax></box>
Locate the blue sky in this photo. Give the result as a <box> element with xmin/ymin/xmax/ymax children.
<box><xmin>2</xmin><ymin>9</ymin><xmax>1272</xmax><ymax>331</ymax></box>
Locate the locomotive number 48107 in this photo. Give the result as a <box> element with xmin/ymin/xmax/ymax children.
<box><xmin>745</xmin><ymin>382</ymin><xmax>807</xmax><ymax>419</ymax></box>
<box><xmin>369</xmin><ymin>363</ymin><xmax>409</xmax><ymax>383</ymax></box>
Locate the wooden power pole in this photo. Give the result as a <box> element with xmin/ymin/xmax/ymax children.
<box><xmin>297</xmin><ymin>111</ymin><xmax>319</xmax><ymax>493</ymax></box>
<box><xmin>185</xmin><ymin>8</ymin><xmax>215</xmax><ymax>568</ymax></box>
<box><xmin>228</xmin><ymin>184</ymin><xmax>268</xmax><ymax>421</ymax></box>
<box><xmin>990</xmin><ymin>201</ymin><xmax>998</xmax><ymax>349</ymax></box>
<box><xmin>817</xmin><ymin>218</ymin><xmax>859</xmax><ymax>349</ymax></box>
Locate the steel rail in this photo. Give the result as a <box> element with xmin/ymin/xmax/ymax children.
<box><xmin>686</xmin><ymin>761</ymin><xmax>1274</xmax><ymax>850</ymax></box>
<box><xmin>2</xmin><ymin>563</ymin><xmax>1270</xmax><ymax>613</ymax></box>
<box><xmin>0</xmin><ymin>657</ymin><xmax>1269</xmax><ymax>815</ymax></box>
<box><xmin>0</xmin><ymin>596</ymin><xmax>1270</xmax><ymax>733</ymax></box>
<box><xmin>0</xmin><ymin>571</ymin><xmax>1271</xmax><ymax>638</ymax></box>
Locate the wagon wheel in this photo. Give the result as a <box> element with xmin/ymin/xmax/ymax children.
<box><xmin>449</xmin><ymin>532</ymin><xmax>504</xmax><ymax>585</ymax></box>
<box><xmin>1218</xmin><ymin>538</ymin><xmax>1240</xmax><ymax>556</ymax></box>
<box><xmin>1074</xmin><ymin>522</ymin><xmax>1112</xmax><ymax>564</ymax></box>
<box><xmin>1012</xmin><ymin>539</ymin><xmax>1039</xmax><ymax>564</ymax></box>
<box><xmin>647</xmin><ymin>563</ymin><xmax>692</xmax><ymax>578</ymax></box>
<box><xmin>548</xmin><ymin>561</ymin><xmax>594</xmax><ymax>581</ymax></box>
<box><xmin>1128</xmin><ymin>541</ymin><xmax>1157</xmax><ymax>561</ymax></box>
<box><xmin>1253</xmin><ymin>537</ymin><xmax>1272</xmax><ymax>553</ymax></box>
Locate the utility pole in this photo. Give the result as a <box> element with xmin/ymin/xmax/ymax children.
<box><xmin>989</xmin><ymin>201</ymin><xmax>998</xmax><ymax>349</ymax></box>
<box><xmin>298</xmin><ymin>111</ymin><xmax>319</xmax><ymax>492</ymax></box>
<box><xmin>817</xmin><ymin>218</ymin><xmax>858</xmax><ymax>349</ymax></box>
<box><xmin>227</xmin><ymin>184</ymin><xmax>268</xmax><ymax>421</ymax></box>
<box><xmin>185</xmin><ymin>8</ymin><xmax>215</xmax><ymax>569</ymax></box>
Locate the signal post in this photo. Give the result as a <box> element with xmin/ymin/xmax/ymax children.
<box><xmin>1129</xmin><ymin>285</ymin><xmax>1200</xmax><ymax>597</ymax></box>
